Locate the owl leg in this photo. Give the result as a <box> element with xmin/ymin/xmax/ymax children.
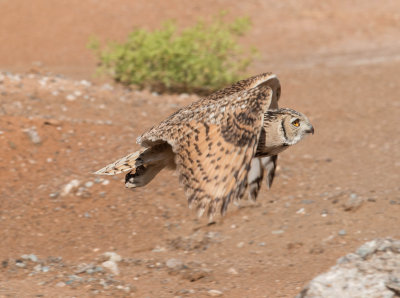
<box><xmin>125</xmin><ymin>164</ymin><xmax>164</xmax><ymax>188</ymax></box>
<box><xmin>125</xmin><ymin>143</ymin><xmax>175</xmax><ymax>188</ymax></box>
<box><xmin>260</xmin><ymin>155</ymin><xmax>278</xmax><ymax>189</ymax></box>
<box><xmin>247</xmin><ymin>158</ymin><xmax>264</xmax><ymax>201</ymax></box>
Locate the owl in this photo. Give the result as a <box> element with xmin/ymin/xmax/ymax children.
<box><xmin>95</xmin><ymin>73</ymin><xmax>314</xmax><ymax>219</ymax></box>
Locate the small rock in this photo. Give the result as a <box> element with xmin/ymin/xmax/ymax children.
<box><xmin>116</xmin><ymin>285</ymin><xmax>131</xmax><ymax>293</ymax></box>
<box><xmin>208</xmin><ymin>289</ymin><xmax>223</xmax><ymax>296</ymax></box>
<box><xmin>15</xmin><ymin>260</ymin><xmax>26</xmax><ymax>268</ymax></box>
<box><xmin>152</xmin><ymin>245</ymin><xmax>166</xmax><ymax>252</ymax></box>
<box><xmin>166</xmin><ymin>258</ymin><xmax>184</xmax><ymax>270</ymax></box>
<box><xmin>103</xmin><ymin>252</ymin><xmax>122</xmax><ymax>262</ymax></box>
<box><xmin>272</xmin><ymin>230</ymin><xmax>285</xmax><ymax>235</ymax></box>
<box><xmin>301</xmin><ymin>200</ymin><xmax>315</xmax><ymax>205</ymax></box>
<box><xmin>237</xmin><ymin>242</ymin><xmax>245</xmax><ymax>248</ymax></box>
<box><xmin>338</xmin><ymin>229</ymin><xmax>347</xmax><ymax>236</ymax></box>
<box><xmin>49</xmin><ymin>192</ymin><xmax>59</xmax><ymax>199</ymax></box>
<box><xmin>21</xmin><ymin>254</ymin><xmax>38</xmax><ymax>262</ymax></box>
<box><xmin>56</xmin><ymin>282</ymin><xmax>66</xmax><ymax>287</ymax></box>
<box><xmin>296</xmin><ymin>208</ymin><xmax>306</xmax><ymax>214</ymax></box>
<box><xmin>41</xmin><ymin>266</ymin><xmax>49</xmax><ymax>272</ymax></box>
<box><xmin>23</xmin><ymin>127</ymin><xmax>41</xmax><ymax>144</ymax></box>
<box><xmin>66</xmin><ymin>94</ymin><xmax>76</xmax><ymax>101</ymax></box>
<box><xmin>343</xmin><ymin>193</ymin><xmax>363</xmax><ymax>211</ymax></box>
<box><xmin>33</xmin><ymin>264</ymin><xmax>42</xmax><ymax>272</ymax></box>
<box><xmin>227</xmin><ymin>267</ymin><xmax>238</xmax><ymax>275</ymax></box>
<box><xmin>101</xmin><ymin>83</ymin><xmax>113</xmax><ymax>91</ymax></box>
<box><xmin>101</xmin><ymin>260</ymin><xmax>119</xmax><ymax>275</ymax></box>
<box><xmin>80</xmin><ymin>80</ymin><xmax>91</xmax><ymax>87</ymax></box>
<box><xmin>85</xmin><ymin>181</ymin><xmax>94</xmax><ymax>188</ymax></box>
<box><xmin>61</xmin><ymin>179</ymin><xmax>80</xmax><ymax>196</ymax></box>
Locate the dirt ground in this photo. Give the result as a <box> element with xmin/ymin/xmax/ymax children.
<box><xmin>0</xmin><ymin>1</ymin><xmax>399</xmax><ymax>297</ymax></box>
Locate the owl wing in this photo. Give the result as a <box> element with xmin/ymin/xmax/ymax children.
<box><xmin>138</xmin><ymin>83</ymin><xmax>274</xmax><ymax>219</ymax></box>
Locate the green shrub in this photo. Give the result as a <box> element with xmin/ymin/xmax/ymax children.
<box><xmin>88</xmin><ymin>14</ymin><xmax>257</xmax><ymax>94</ymax></box>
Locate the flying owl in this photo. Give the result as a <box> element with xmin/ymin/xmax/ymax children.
<box><xmin>95</xmin><ymin>73</ymin><xmax>314</xmax><ymax>219</ymax></box>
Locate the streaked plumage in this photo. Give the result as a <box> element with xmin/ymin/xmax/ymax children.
<box><xmin>95</xmin><ymin>73</ymin><xmax>313</xmax><ymax>219</ymax></box>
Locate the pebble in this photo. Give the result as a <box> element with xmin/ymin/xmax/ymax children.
<box><xmin>343</xmin><ymin>193</ymin><xmax>363</xmax><ymax>211</ymax></box>
<box><xmin>237</xmin><ymin>242</ymin><xmax>245</xmax><ymax>248</ymax></box>
<box><xmin>272</xmin><ymin>230</ymin><xmax>285</xmax><ymax>235</ymax></box>
<box><xmin>49</xmin><ymin>192</ymin><xmax>59</xmax><ymax>199</ymax></box>
<box><xmin>208</xmin><ymin>289</ymin><xmax>223</xmax><ymax>296</ymax></box>
<box><xmin>103</xmin><ymin>252</ymin><xmax>122</xmax><ymax>262</ymax></box>
<box><xmin>15</xmin><ymin>260</ymin><xmax>26</xmax><ymax>268</ymax></box>
<box><xmin>338</xmin><ymin>229</ymin><xmax>347</xmax><ymax>236</ymax></box>
<box><xmin>66</xmin><ymin>94</ymin><xmax>76</xmax><ymax>101</ymax></box>
<box><xmin>80</xmin><ymin>80</ymin><xmax>91</xmax><ymax>87</ymax></box>
<box><xmin>166</xmin><ymin>258</ymin><xmax>184</xmax><ymax>269</ymax></box>
<box><xmin>23</xmin><ymin>127</ymin><xmax>41</xmax><ymax>144</ymax></box>
<box><xmin>101</xmin><ymin>179</ymin><xmax>110</xmax><ymax>186</ymax></box>
<box><xmin>56</xmin><ymin>282</ymin><xmax>66</xmax><ymax>287</ymax></box>
<box><xmin>296</xmin><ymin>208</ymin><xmax>306</xmax><ymax>214</ymax></box>
<box><xmin>61</xmin><ymin>179</ymin><xmax>80</xmax><ymax>196</ymax></box>
<box><xmin>227</xmin><ymin>268</ymin><xmax>238</xmax><ymax>275</ymax></box>
<box><xmin>301</xmin><ymin>200</ymin><xmax>315</xmax><ymax>204</ymax></box>
<box><xmin>101</xmin><ymin>83</ymin><xmax>113</xmax><ymax>91</ymax></box>
<box><xmin>116</xmin><ymin>285</ymin><xmax>131</xmax><ymax>293</ymax></box>
<box><xmin>152</xmin><ymin>245</ymin><xmax>166</xmax><ymax>252</ymax></box>
<box><xmin>21</xmin><ymin>254</ymin><xmax>38</xmax><ymax>262</ymax></box>
<box><xmin>101</xmin><ymin>260</ymin><xmax>119</xmax><ymax>275</ymax></box>
<box><xmin>85</xmin><ymin>181</ymin><xmax>94</xmax><ymax>188</ymax></box>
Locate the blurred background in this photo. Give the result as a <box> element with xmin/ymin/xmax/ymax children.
<box><xmin>0</xmin><ymin>1</ymin><xmax>399</xmax><ymax>297</ymax></box>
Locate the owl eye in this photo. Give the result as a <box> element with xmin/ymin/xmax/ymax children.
<box><xmin>292</xmin><ymin>119</ymin><xmax>300</xmax><ymax>127</ymax></box>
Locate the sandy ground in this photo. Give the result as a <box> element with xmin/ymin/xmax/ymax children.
<box><xmin>0</xmin><ymin>1</ymin><xmax>399</xmax><ymax>297</ymax></box>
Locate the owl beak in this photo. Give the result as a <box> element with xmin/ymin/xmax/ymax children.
<box><xmin>305</xmin><ymin>125</ymin><xmax>314</xmax><ymax>135</ymax></box>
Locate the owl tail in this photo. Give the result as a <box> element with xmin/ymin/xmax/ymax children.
<box><xmin>94</xmin><ymin>143</ymin><xmax>173</xmax><ymax>188</ymax></box>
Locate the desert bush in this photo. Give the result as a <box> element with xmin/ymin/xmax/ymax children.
<box><xmin>88</xmin><ymin>13</ymin><xmax>257</xmax><ymax>94</ymax></box>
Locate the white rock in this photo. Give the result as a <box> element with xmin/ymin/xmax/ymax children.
<box><xmin>227</xmin><ymin>267</ymin><xmax>238</xmax><ymax>275</ymax></box>
<box><xmin>237</xmin><ymin>242</ymin><xmax>245</xmax><ymax>248</ymax></box>
<box><xmin>166</xmin><ymin>258</ymin><xmax>183</xmax><ymax>269</ymax></box>
<box><xmin>61</xmin><ymin>179</ymin><xmax>80</xmax><ymax>196</ymax></box>
<box><xmin>101</xmin><ymin>260</ymin><xmax>119</xmax><ymax>275</ymax></box>
<box><xmin>85</xmin><ymin>181</ymin><xmax>94</xmax><ymax>188</ymax></box>
<box><xmin>66</xmin><ymin>94</ymin><xmax>76</xmax><ymax>101</ymax></box>
<box><xmin>208</xmin><ymin>289</ymin><xmax>223</xmax><ymax>296</ymax></box>
<box><xmin>80</xmin><ymin>80</ymin><xmax>92</xmax><ymax>87</ymax></box>
<box><xmin>298</xmin><ymin>238</ymin><xmax>400</xmax><ymax>298</ymax></box>
<box><xmin>23</xmin><ymin>127</ymin><xmax>41</xmax><ymax>144</ymax></box>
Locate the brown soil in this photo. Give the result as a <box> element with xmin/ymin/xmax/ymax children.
<box><xmin>0</xmin><ymin>1</ymin><xmax>399</xmax><ymax>297</ymax></box>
